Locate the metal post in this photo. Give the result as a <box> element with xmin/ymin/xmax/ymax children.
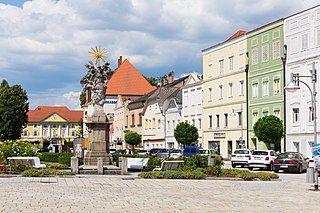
<box><xmin>311</xmin><ymin>62</ymin><xmax>318</xmax><ymax>190</ymax></box>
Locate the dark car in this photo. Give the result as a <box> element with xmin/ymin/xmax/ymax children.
<box><xmin>274</xmin><ymin>152</ymin><xmax>309</xmax><ymax>173</ymax></box>
<box><xmin>155</xmin><ymin>148</ymin><xmax>170</xmax><ymax>158</ymax></box>
<box><xmin>116</xmin><ymin>149</ymin><xmax>125</xmax><ymax>154</ymax></box>
<box><xmin>149</xmin><ymin>148</ymin><xmax>161</xmax><ymax>157</ymax></box>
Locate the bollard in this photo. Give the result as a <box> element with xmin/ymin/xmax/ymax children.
<box><xmin>120</xmin><ymin>157</ymin><xmax>127</xmax><ymax>175</ymax></box>
<box><xmin>97</xmin><ymin>157</ymin><xmax>103</xmax><ymax>175</ymax></box>
<box><xmin>306</xmin><ymin>167</ymin><xmax>315</xmax><ymax>183</ymax></box>
<box><xmin>71</xmin><ymin>157</ymin><xmax>79</xmax><ymax>174</ymax></box>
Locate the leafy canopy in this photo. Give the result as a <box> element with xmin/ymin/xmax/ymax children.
<box><xmin>0</xmin><ymin>140</ymin><xmax>37</xmax><ymax>162</ymax></box>
<box><xmin>0</xmin><ymin>80</ymin><xmax>29</xmax><ymax>140</ymax></box>
<box><xmin>253</xmin><ymin>115</ymin><xmax>284</xmax><ymax>149</ymax></box>
<box><xmin>124</xmin><ymin>131</ymin><xmax>141</xmax><ymax>147</ymax></box>
<box><xmin>174</xmin><ymin>121</ymin><xmax>199</xmax><ymax>146</ymax></box>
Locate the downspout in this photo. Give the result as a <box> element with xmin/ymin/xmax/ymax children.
<box><xmin>245</xmin><ymin>53</ymin><xmax>249</xmax><ymax>149</ymax></box>
<box><xmin>281</xmin><ymin>44</ymin><xmax>287</xmax><ymax>152</ymax></box>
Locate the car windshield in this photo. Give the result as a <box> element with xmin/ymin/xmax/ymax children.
<box><xmin>234</xmin><ymin>150</ymin><xmax>249</xmax><ymax>154</ymax></box>
<box><xmin>158</xmin><ymin>149</ymin><xmax>168</xmax><ymax>153</ymax></box>
<box><xmin>138</xmin><ymin>150</ymin><xmax>146</xmax><ymax>153</ymax></box>
<box><xmin>277</xmin><ymin>153</ymin><xmax>299</xmax><ymax>159</ymax></box>
<box><xmin>252</xmin><ymin>151</ymin><xmax>268</xmax><ymax>155</ymax></box>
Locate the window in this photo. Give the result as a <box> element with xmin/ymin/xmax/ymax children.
<box><xmin>293</xmin><ymin>108</ymin><xmax>299</xmax><ymax>123</ymax></box>
<box><xmin>184</xmin><ymin>94</ymin><xmax>188</xmax><ymax>106</ymax></box>
<box><xmin>317</xmin><ymin>29</ymin><xmax>320</xmax><ymax>46</ymax></box>
<box><xmin>238</xmin><ymin>112</ymin><xmax>242</xmax><ymax>127</ymax></box>
<box><xmin>167</xmin><ymin>121</ymin><xmax>170</xmax><ymax>131</ymax></box>
<box><xmin>262</xmin><ymin>81</ymin><xmax>269</xmax><ymax>96</ymax></box>
<box><xmin>224</xmin><ymin>113</ymin><xmax>228</xmax><ymax>128</ymax></box>
<box><xmin>252</xmin><ymin>112</ymin><xmax>258</xmax><ymax>124</ymax></box>
<box><xmin>309</xmin><ymin>107</ymin><xmax>315</xmax><ymax>122</ymax></box>
<box><xmin>219</xmin><ymin>85</ymin><xmax>223</xmax><ymax>99</ymax></box>
<box><xmin>23</xmin><ymin>129</ymin><xmax>28</xmax><ymax>137</ymax></box>
<box><xmin>219</xmin><ymin>59</ymin><xmax>224</xmax><ymax>73</ymax></box>
<box><xmin>33</xmin><ymin>130</ymin><xmax>38</xmax><ymax>136</ymax></box>
<box><xmin>273</xmin><ymin>40</ymin><xmax>280</xmax><ymax>59</ymax></box>
<box><xmin>131</xmin><ymin>114</ymin><xmax>135</xmax><ymax>126</ymax></box>
<box><xmin>33</xmin><ymin>124</ymin><xmax>38</xmax><ymax>128</ymax></box>
<box><xmin>157</xmin><ymin>119</ymin><xmax>161</xmax><ymax>129</ymax></box>
<box><xmin>72</xmin><ymin>131</ymin><xmax>76</xmax><ymax>137</ymax></box>
<box><xmin>263</xmin><ymin>111</ymin><xmax>268</xmax><ymax>117</ymax></box>
<box><xmin>262</xmin><ymin>45</ymin><xmax>269</xmax><ymax>62</ymax></box>
<box><xmin>125</xmin><ymin>115</ymin><xmax>129</xmax><ymax>127</ymax></box>
<box><xmin>198</xmin><ymin>118</ymin><xmax>201</xmax><ymax>129</ymax></box>
<box><xmin>229</xmin><ymin>56</ymin><xmax>234</xmax><ymax>71</ymax></box>
<box><xmin>71</xmin><ymin>124</ymin><xmax>75</xmax><ymax>128</ymax></box>
<box><xmin>62</xmin><ymin>124</ymin><xmax>66</xmax><ymax>129</ymax></box>
<box><xmin>208</xmin><ymin>88</ymin><xmax>212</xmax><ymax>102</ymax></box>
<box><xmin>229</xmin><ymin>83</ymin><xmax>233</xmax><ymax>97</ymax></box>
<box><xmin>209</xmin><ymin>115</ymin><xmax>212</xmax><ymax>129</ymax></box>
<box><xmin>252</xmin><ymin>48</ymin><xmax>258</xmax><ymax>65</ymax></box>
<box><xmin>274</xmin><ymin>79</ymin><xmax>280</xmax><ymax>95</ymax></box>
<box><xmin>173</xmin><ymin>120</ymin><xmax>176</xmax><ymax>129</ymax></box>
<box><xmin>43</xmin><ymin>124</ymin><xmax>48</xmax><ymax>128</ymax></box>
<box><xmin>274</xmin><ymin>110</ymin><xmax>280</xmax><ymax>118</ymax></box>
<box><xmin>252</xmin><ymin>83</ymin><xmax>258</xmax><ymax>98</ymax></box>
<box><xmin>139</xmin><ymin>113</ymin><xmax>142</xmax><ymax>125</ymax></box>
<box><xmin>239</xmin><ymin>80</ymin><xmax>244</xmax><ymax>96</ymax></box>
<box><xmin>144</xmin><ymin>119</ymin><xmax>148</xmax><ymax>130</ymax></box>
<box><xmin>152</xmin><ymin>118</ymin><xmax>155</xmax><ymax>129</ymax></box>
<box><xmin>216</xmin><ymin>114</ymin><xmax>220</xmax><ymax>128</ymax></box>
<box><xmin>302</xmin><ymin>34</ymin><xmax>308</xmax><ymax>50</ymax></box>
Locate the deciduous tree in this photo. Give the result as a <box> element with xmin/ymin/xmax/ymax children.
<box><xmin>174</xmin><ymin>121</ymin><xmax>199</xmax><ymax>146</ymax></box>
<box><xmin>124</xmin><ymin>131</ymin><xmax>141</xmax><ymax>152</ymax></box>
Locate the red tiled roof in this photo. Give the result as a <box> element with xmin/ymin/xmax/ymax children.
<box><xmin>28</xmin><ymin>106</ymin><xmax>83</xmax><ymax>123</ymax></box>
<box><xmin>106</xmin><ymin>59</ymin><xmax>156</xmax><ymax>96</ymax></box>
<box><xmin>226</xmin><ymin>30</ymin><xmax>247</xmax><ymax>41</ymax></box>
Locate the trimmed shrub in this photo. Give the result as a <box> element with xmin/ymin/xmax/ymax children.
<box><xmin>204</xmin><ymin>166</ymin><xmax>222</xmax><ymax>176</ymax></box>
<box><xmin>254</xmin><ymin>172</ymin><xmax>279</xmax><ymax>180</ymax></box>
<box><xmin>21</xmin><ymin>168</ymin><xmax>75</xmax><ymax>177</ymax></box>
<box><xmin>37</xmin><ymin>152</ymin><xmax>73</xmax><ymax>166</ymax></box>
<box><xmin>43</xmin><ymin>162</ymin><xmax>69</xmax><ymax>169</ymax></box>
<box><xmin>0</xmin><ymin>140</ymin><xmax>37</xmax><ymax>162</ymax></box>
<box><xmin>183</xmin><ymin>155</ymin><xmax>208</xmax><ymax>170</ymax></box>
<box><xmin>139</xmin><ymin>169</ymin><xmax>206</xmax><ymax>179</ymax></box>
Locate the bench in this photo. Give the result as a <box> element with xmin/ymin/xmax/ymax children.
<box><xmin>7</xmin><ymin>157</ymin><xmax>46</xmax><ymax>169</ymax></box>
<box><xmin>153</xmin><ymin>160</ymin><xmax>184</xmax><ymax>171</ymax></box>
<box><xmin>127</xmin><ymin>158</ymin><xmax>149</xmax><ymax>170</ymax></box>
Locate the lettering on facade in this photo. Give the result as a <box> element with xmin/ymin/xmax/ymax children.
<box><xmin>214</xmin><ymin>133</ymin><xmax>226</xmax><ymax>138</ymax></box>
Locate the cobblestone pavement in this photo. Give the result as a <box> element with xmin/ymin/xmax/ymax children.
<box><xmin>0</xmin><ymin>172</ymin><xmax>318</xmax><ymax>213</ymax></box>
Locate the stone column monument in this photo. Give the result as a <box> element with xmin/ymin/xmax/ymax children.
<box><xmin>80</xmin><ymin>46</ymin><xmax>113</xmax><ymax>166</ymax></box>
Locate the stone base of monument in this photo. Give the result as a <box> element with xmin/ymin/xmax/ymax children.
<box><xmin>79</xmin><ymin>164</ymin><xmax>122</xmax><ymax>175</ymax></box>
<box><xmin>84</xmin><ymin>152</ymin><xmax>113</xmax><ymax>166</ymax></box>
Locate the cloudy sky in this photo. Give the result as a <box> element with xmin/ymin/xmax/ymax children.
<box><xmin>0</xmin><ymin>0</ymin><xmax>319</xmax><ymax>110</ymax></box>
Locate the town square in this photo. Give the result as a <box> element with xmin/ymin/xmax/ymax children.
<box><xmin>1</xmin><ymin>1</ymin><xmax>320</xmax><ymax>212</ymax></box>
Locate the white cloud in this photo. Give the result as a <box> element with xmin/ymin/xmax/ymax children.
<box><xmin>0</xmin><ymin>0</ymin><xmax>319</xmax><ymax>108</ymax></box>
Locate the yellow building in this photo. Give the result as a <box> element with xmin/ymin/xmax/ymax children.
<box><xmin>21</xmin><ymin>106</ymin><xmax>83</xmax><ymax>145</ymax></box>
<box><xmin>202</xmin><ymin>31</ymin><xmax>248</xmax><ymax>159</ymax></box>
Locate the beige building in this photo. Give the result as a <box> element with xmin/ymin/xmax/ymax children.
<box><xmin>202</xmin><ymin>31</ymin><xmax>248</xmax><ymax>159</ymax></box>
<box><xmin>21</xmin><ymin>106</ymin><xmax>83</xmax><ymax>145</ymax></box>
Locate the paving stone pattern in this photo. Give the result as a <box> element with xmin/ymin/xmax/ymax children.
<box><xmin>0</xmin><ymin>174</ymin><xmax>318</xmax><ymax>213</ymax></box>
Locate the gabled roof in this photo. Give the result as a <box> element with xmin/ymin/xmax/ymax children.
<box><xmin>106</xmin><ymin>59</ymin><xmax>156</xmax><ymax>96</ymax></box>
<box><xmin>28</xmin><ymin>106</ymin><xmax>83</xmax><ymax>123</ymax></box>
<box><xmin>226</xmin><ymin>30</ymin><xmax>247</xmax><ymax>41</ymax></box>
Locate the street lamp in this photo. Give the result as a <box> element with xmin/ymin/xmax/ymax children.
<box><xmin>285</xmin><ymin>61</ymin><xmax>318</xmax><ymax>190</ymax></box>
<box><xmin>231</xmin><ymin>104</ymin><xmax>244</xmax><ymax>148</ymax></box>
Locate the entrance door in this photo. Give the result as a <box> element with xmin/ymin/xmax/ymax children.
<box><xmin>227</xmin><ymin>141</ymin><xmax>232</xmax><ymax>159</ymax></box>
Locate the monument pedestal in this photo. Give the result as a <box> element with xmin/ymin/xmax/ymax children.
<box><xmin>84</xmin><ymin>112</ymin><xmax>113</xmax><ymax>165</ymax></box>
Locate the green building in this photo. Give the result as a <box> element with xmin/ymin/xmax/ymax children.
<box><xmin>247</xmin><ymin>19</ymin><xmax>285</xmax><ymax>152</ymax></box>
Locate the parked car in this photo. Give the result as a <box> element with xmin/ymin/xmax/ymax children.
<box><xmin>109</xmin><ymin>148</ymin><xmax>116</xmax><ymax>154</ymax></box>
<box><xmin>137</xmin><ymin>149</ymin><xmax>148</xmax><ymax>155</ymax></box>
<box><xmin>170</xmin><ymin>149</ymin><xmax>183</xmax><ymax>158</ymax></box>
<box><xmin>248</xmin><ymin>150</ymin><xmax>277</xmax><ymax>171</ymax></box>
<box><xmin>198</xmin><ymin>149</ymin><xmax>221</xmax><ymax>156</ymax></box>
<box><xmin>231</xmin><ymin>149</ymin><xmax>253</xmax><ymax>168</ymax></box>
<box><xmin>273</xmin><ymin>152</ymin><xmax>309</xmax><ymax>173</ymax></box>
<box><xmin>156</xmin><ymin>148</ymin><xmax>170</xmax><ymax>158</ymax></box>
<box><xmin>183</xmin><ymin>146</ymin><xmax>200</xmax><ymax>157</ymax></box>
<box><xmin>149</xmin><ymin>148</ymin><xmax>161</xmax><ymax>157</ymax></box>
<box><xmin>116</xmin><ymin>149</ymin><xmax>125</xmax><ymax>154</ymax></box>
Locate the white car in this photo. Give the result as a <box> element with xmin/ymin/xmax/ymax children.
<box><xmin>231</xmin><ymin>149</ymin><xmax>253</xmax><ymax>168</ymax></box>
<box><xmin>248</xmin><ymin>150</ymin><xmax>277</xmax><ymax>171</ymax></box>
<box><xmin>170</xmin><ymin>149</ymin><xmax>182</xmax><ymax>159</ymax></box>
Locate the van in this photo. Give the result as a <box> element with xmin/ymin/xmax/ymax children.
<box><xmin>183</xmin><ymin>146</ymin><xmax>199</xmax><ymax>157</ymax></box>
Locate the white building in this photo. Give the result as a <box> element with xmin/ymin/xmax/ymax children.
<box><xmin>284</xmin><ymin>5</ymin><xmax>320</xmax><ymax>157</ymax></box>
<box><xmin>181</xmin><ymin>75</ymin><xmax>203</xmax><ymax>147</ymax></box>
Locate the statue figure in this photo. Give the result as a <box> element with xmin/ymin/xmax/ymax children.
<box><xmin>80</xmin><ymin>46</ymin><xmax>112</xmax><ymax>111</ymax></box>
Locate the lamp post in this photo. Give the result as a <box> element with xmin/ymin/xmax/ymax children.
<box><xmin>231</xmin><ymin>104</ymin><xmax>244</xmax><ymax>149</ymax></box>
<box><xmin>285</xmin><ymin>62</ymin><xmax>318</xmax><ymax>190</ymax></box>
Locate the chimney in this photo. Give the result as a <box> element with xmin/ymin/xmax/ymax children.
<box><xmin>118</xmin><ymin>56</ymin><xmax>123</xmax><ymax>68</ymax></box>
<box><xmin>168</xmin><ymin>71</ymin><xmax>174</xmax><ymax>83</ymax></box>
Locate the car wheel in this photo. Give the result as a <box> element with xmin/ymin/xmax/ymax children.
<box><xmin>274</xmin><ymin>170</ymin><xmax>279</xmax><ymax>173</ymax></box>
<box><xmin>298</xmin><ymin>164</ymin><xmax>302</xmax><ymax>174</ymax></box>
<box><xmin>231</xmin><ymin>163</ymin><xmax>236</xmax><ymax>168</ymax></box>
<box><xmin>240</xmin><ymin>165</ymin><xmax>244</xmax><ymax>168</ymax></box>
<box><xmin>248</xmin><ymin>167</ymin><xmax>253</xmax><ymax>171</ymax></box>
<box><xmin>267</xmin><ymin>162</ymin><xmax>274</xmax><ymax>171</ymax></box>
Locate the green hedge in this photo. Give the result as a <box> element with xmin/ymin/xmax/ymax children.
<box><xmin>21</xmin><ymin>168</ymin><xmax>75</xmax><ymax>177</ymax></box>
<box><xmin>139</xmin><ymin>169</ymin><xmax>206</xmax><ymax>179</ymax></box>
<box><xmin>37</xmin><ymin>152</ymin><xmax>73</xmax><ymax>166</ymax></box>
